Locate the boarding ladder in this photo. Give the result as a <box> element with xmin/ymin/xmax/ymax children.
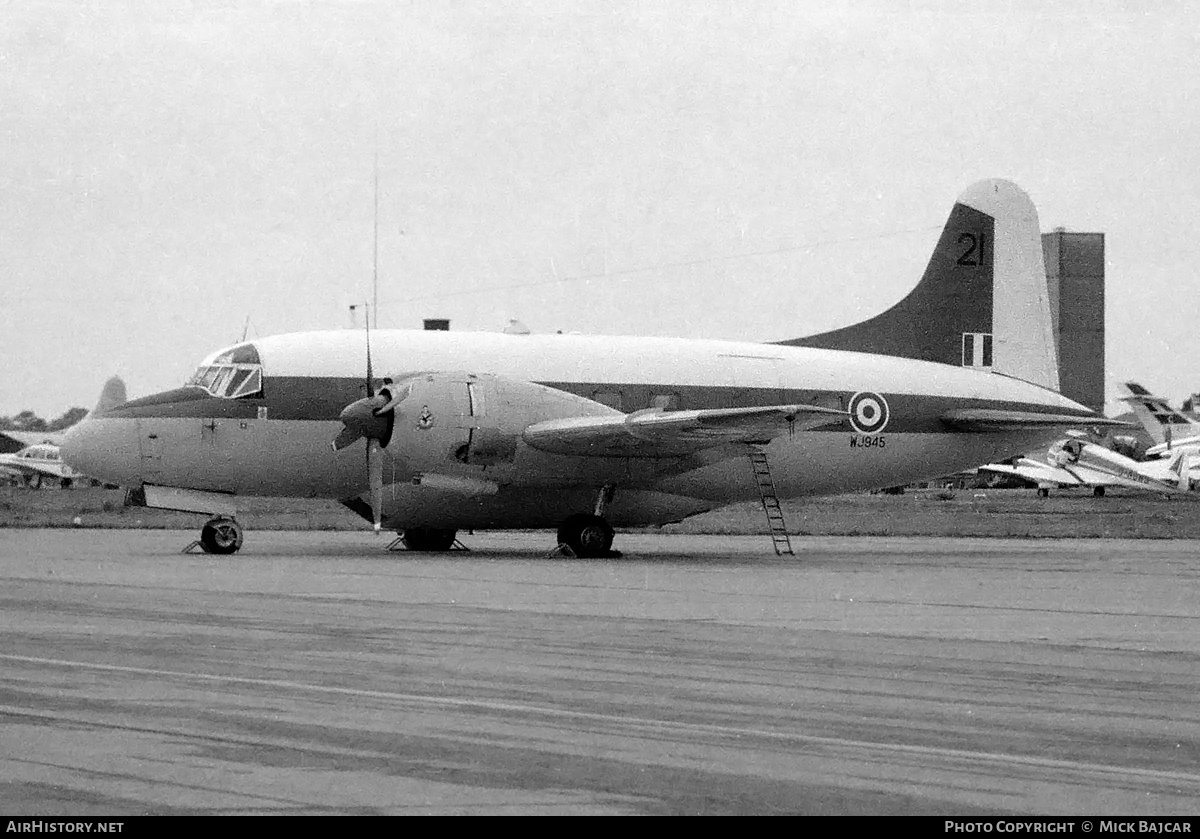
<box><xmin>749</xmin><ymin>449</ymin><xmax>794</xmax><ymax>556</ymax></box>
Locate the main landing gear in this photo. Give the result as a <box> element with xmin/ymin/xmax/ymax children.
<box><xmin>556</xmin><ymin>514</ymin><xmax>616</xmax><ymax>558</ymax></box>
<box><xmin>554</xmin><ymin>487</ymin><xmax>620</xmax><ymax>558</ymax></box>
<box><xmin>198</xmin><ymin>517</ymin><xmax>244</xmax><ymax>555</ymax></box>
<box><xmin>398</xmin><ymin>527</ymin><xmax>458</xmax><ymax>552</ymax></box>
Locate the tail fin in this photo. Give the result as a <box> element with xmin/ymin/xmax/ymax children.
<box><xmin>91</xmin><ymin>376</ymin><xmax>128</xmax><ymax>418</ymax></box>
<box><xmin>1167</xmin><ymin>450</ymin><xmax>1194</xmax><ymax>492</ymax></box>
<box><xmin>1118</xmin><ymin>381</ymin><xmax>1200</xmax><ymax>447</ymax></box>
<box><xmin>781</xmin><ymin>179</ymin><xmax>1060</xmax><ymax>391</ymax></box>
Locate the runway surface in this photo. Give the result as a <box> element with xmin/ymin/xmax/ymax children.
<box><xmin>2</xmin><ymin>529</ymin><xmax>1199</xmax><ymax>815</ymax></box>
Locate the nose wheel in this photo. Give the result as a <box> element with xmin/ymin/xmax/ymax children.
<box><xmin>199</xmin><ymin>517</ymin><xmax>244</xmax><ymax>555</ymax></box>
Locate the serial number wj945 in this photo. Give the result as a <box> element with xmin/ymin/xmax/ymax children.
<box><xmin>849</xmin><ymin>435</ymin><xmax>886</xmax><ymax>449</ymax></box>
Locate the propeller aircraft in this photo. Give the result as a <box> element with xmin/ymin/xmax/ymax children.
<box><xmin>63</xmin><ymin>180</ymin><xmax>1120</xmax><ymax>557</ymax></box>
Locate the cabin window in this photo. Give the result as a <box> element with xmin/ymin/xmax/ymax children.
<box><xmin>593</xmin><ymin>390</ymin><xmax>623</xmax><ymax>410</ymax></box>
<box><xmin>651</xmin><ymin>392</ymin><xmax>680</xmax><ymax>411</ymax></box>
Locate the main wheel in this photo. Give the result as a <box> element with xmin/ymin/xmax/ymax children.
<box><xmin>1092</xmin><ymin>486</ymin><xmax>1106</xmax><ymax>497</ymax></box>
<box><xmin>557</xmin><ymin>513</ymin><xmax>614</xmax><ymax>558</ymax></box>
<box><xmin>403</xmin><ymin>527</ymin><xmax>457</xmax><ymax>552</ymax></box>
<box><xmin>200</xmin><ymin>518</ymin><xmax>244</xmax><ymax>555</ymax></box>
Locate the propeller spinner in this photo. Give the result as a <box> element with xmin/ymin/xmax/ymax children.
<box><xmin>332</xmin><ymin>393</ymin><xmax>395</xmax><ymax>452</ymax></box>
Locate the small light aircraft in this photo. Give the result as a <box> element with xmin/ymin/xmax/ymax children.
<box><xmin>63</xmin><ymin>180</ymin><xmax>1120</xmax><ymax>556</ymax></box>
<box><xmin>0</xmin><ymin>443</ymin><xmax>77</xmax><ymax>488</ymax></box>
<box><xmin>980</xmin><ymin>434</ymin><xmax>1193</xmax><ymax>497</ymax></box>
<box><xmin>0</xmin><ymin>378</ymin><xmax>127</xmax><ymax>488</ymax></box>
<box><xmin>0</xmin><ymin>429</ymin><xmax>66</xmax><ymax>452</ymax></box>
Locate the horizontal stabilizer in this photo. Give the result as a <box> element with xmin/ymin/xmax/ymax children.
<box><xmin>524</xmin><ymin>403</ymin><xmax>847</xmax><ymax>458</ymax></box>
<box><xmin>942</xmin><ymin>409</ymin><xmax>1131</xmax><ymax>433</ymax></box>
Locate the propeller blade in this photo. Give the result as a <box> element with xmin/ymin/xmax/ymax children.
<box><xmin>332</xmin><ymin>426</ymin><xmax>362</xmax><ymax>451</ymax></box>
<box><xmin>365</xmin><ymin>312</ymin><xmax>374</xmax><ymax>398</ymax></box>
<box><xmin>369</xmin><ymin>440</ymin><xmax>384</xmax><ymax>532</ymax></box>
<box><xmin>374</xmin><ymin>382</ymin><xmax>410</xmax><ymax>417</ymax></box>
<box><xmin>334</xmin><ymin>323</ymin><xmax>394</xmax><ymax>533</ymax></box>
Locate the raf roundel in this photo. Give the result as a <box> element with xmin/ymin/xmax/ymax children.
<box><xmin>848</xmin><ymin>391</ymin><xmax>890</xmax><ymax>434</ymax></box>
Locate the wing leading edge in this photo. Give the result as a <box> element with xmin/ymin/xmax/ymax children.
<box><xmin>523</xmin><ymin>403</ymin><xmax>847</xmax><ymax>458</ymax></box>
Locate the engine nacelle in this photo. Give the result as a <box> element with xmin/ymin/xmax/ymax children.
<box><xmin>382</xmin><ymin>372</ymin><xmax>620</xmax><ymax>480</ymax></box>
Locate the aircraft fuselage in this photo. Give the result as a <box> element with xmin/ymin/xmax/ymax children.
<box><xmin>64</xmin><ymin>330</ymin><xmax>1094</xmax><ymax>529</ymax></box>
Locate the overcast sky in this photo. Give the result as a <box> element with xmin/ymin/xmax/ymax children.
<box><xmin>2</xmin><ymin>1</ymin><xmax>1197</xmax><ymax>418</ymax></box>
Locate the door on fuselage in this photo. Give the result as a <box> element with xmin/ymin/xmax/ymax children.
<box><xmin>135</xmin><ymin>420</ymin><xmax>163</xmax><ymax>483</ymax></box>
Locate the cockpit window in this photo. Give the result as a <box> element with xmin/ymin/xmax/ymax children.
<box><xmin>212</xmin><ymin>344</ymin><xmax>261</xmax><ymax>365</ymax></box>
<box><xmin>196</xmin><ymin>368</ymin><xmax>217</xmax><ymax>389</ymax></box>
<box><xmin>187</xmin><ymin>360</ymin><xmax>264</xmax><ymax>399</ymax></box>
<box><xmin>234</xmin><ymin>368</ymin><xmax>262</xmax><ymax>398</ymax></box>
<box><xmin>186</xmin><ymin>342</ymin><xmax>265</xmax><ymax>399</ymax></box>
<box><xmin>226</xmin><ymin>368</ymin><xmax>251</xmax><ymax>394</ymax></box>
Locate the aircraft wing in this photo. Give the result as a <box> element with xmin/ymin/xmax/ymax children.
<box><xmin>979</xmin><ymin>458</ymin><xmax>1086</xmax><ymax>487</ymax></box>
<box><xmin>523</xmin><ymin>403</ymin><xmax>847</xmax><ymax>458</ymax></box>
<box><xmin>1145</xmin><ymin>437</ymin><xmax>1200</xmax><ymax>459</ymax></box>
<box><xmin>1071</xmin><ymin>445</ymin><xmax>1192</xmax><ymax>494</ymax></box>
<box><xmin>0</xmin><ymin>457</ymin><xmax>69</xmax><ymax>481</ymax></box>
<box><xmin>942</xmin><ymin>409</ymin><xmax>1132</xmax><ymax>432</ymax></box>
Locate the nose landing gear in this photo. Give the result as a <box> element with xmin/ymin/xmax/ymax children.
<box><xmin>198</xmin><ymin>517</ymin><xmax>244</xmax><ymax>555</ymax></box>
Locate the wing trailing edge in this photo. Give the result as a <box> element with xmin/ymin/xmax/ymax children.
<box><xmin>523</xmin><ymin>403</ymin><xmax>847</xmax><ymax>458</ymax></box>
<box><xmin>942</xmin><ymin>409</ymin><xmax>1132</xmax><ymax>433</ymax></box>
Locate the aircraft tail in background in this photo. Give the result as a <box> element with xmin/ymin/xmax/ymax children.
<box><xmin>1165</xmin><ymin>448</ymin><xmax>1196</xmax><ymax>492</ymax></box>
<box><xmin>1117</xmin><ymin>381</ymin><xmax>1200</xmax><ymax>450</ymax></box>
<box><xmin>91</xmin><ymin>376</ymin><xmax>128</xmax><ymax>418</ymax></box>
<box><xmin>781</xmin><ymin>179</ymin><xmax>1060</xmax><ymax>392</ymax></box>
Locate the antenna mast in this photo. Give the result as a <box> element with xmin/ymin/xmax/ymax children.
<box><xmin>372</xmin><ymin>144</ymin><xmax>379</xmax><ymax>329</ymax></box>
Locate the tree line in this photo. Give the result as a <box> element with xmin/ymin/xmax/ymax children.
<box><xmin>0</xmin><ymin>407</ymin><xmax>89</xmax><ymax>433</ymax></box>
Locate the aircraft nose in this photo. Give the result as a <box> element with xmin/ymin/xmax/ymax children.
<box><xmin>61</xmin><ymin>418</ymin><xmax>143</xmax><ymax>487</ymax></box>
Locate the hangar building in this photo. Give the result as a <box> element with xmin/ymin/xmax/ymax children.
<box><xmin>1042</xmin><ymin>230</ymin><xmax>1105</xmax><ymax>413</ymax></box>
